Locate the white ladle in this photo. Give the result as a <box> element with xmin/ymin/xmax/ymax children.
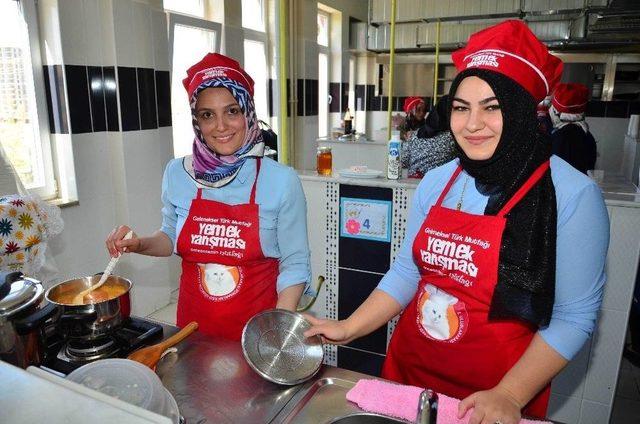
<box><xmin>73</xmin><ymin>230</ymin><xmax>134</xmax><ymax>304</ymax></box>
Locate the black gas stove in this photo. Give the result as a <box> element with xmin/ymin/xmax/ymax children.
<box><xmin>42</xmin><ymin>316</ymin><xmax>163</xmax><ymax>375</ymax></box>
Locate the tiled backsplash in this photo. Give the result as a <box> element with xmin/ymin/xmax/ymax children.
<box><xmin>43</xmin><ymin>64</ymin><xmax>171</xmax><ymax>134</ymax></box>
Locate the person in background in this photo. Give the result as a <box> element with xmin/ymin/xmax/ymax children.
<box><xmin>398</xmin><ymin>96</ymin><xmax>427</xmax><ymax>141</ymax></box>
<box><xmin>105</xmin><ymin>53</ymin><xmax>311</xmax><ymax>341</ymax></box>
<box><xmin>305</xmin><ymin>20</ymin><xmax>609</xmax><ymax>424</ymax></box>
<box><xmin>401</xmin><ymin>95</ymin><xmax>456</xmax><ymax>178</ymax></box>
<box><xmin>536</xmin><ymin>96</ymin><xmax>553</xmax><ymax>136</ymax></box>
<box><xmin>550</xmin><ymin>83</ymin><xmax>597</xmax><ymax>174</ymax></box>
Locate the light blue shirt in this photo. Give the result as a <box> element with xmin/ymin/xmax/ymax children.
<box><xmin>160</xmin><ymin>156</ymin><xmax>312</xmax><ymax>293</ymax></box>
<box><xmin>378</xmin><ymin>156</ymin><xmax>610</xmax><ymax>360</ymax></box>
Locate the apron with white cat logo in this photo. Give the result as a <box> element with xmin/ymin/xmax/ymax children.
<box><xmin>176</xmin><ymin>158</ymin><xmax>278</xmax><ymax>340</ymax></box>
<box><xmin>382</xmin><ymin>162</ymin><xmax>551</xmax><ymax>419</ymax></box>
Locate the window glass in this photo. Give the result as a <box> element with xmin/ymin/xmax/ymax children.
<box><xmin>243</xmin><ymin>40</ymin><xmax>268</xmax><ymax>121</ymax></box>
<box><xmin>171</xmin><ymin>24</ymin><xmax>217</xmax><ymax>158</ymax></box>
<box><xmin>163</xmin><ymin>0</ymin><xmax>205</xmax><ymax>18</ymax></box>
<box><xmin>0</xmin><ymin>1</ymin><xmax>46</xmax><ymax>191</ymax></box>
<box><xmin>317</xmin><ymin>12</ymin><xmax>329</xmax><ymax>46</ymax></box>
<box><xmin>242</xmin><ymin>0</ymin><xmax>264</xmax><ymax>32</ymax></box>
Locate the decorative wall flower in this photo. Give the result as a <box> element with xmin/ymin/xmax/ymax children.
<box><xmin>346</xmin><ymin>219</ymin><xmax>361</xmax><ymax>235</ymax></box>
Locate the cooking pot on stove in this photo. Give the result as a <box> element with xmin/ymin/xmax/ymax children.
<box><xmin>45</xmin><ymin>275</ymin><xmax>131</xmax><ymax>339</ymax></box>
<box><xmin>0</xmin><ymin>271</ymin><xmax>59</xmax><ymax>368</ymax></box>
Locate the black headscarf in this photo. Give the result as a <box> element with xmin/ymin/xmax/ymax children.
<box><xmin>417</xmin><ymin>95</ymin><xmax>450</xmax><ymax>139</ymax></box>
<box><xmin>448</xmin><ymin>68</ymin><xmax>557</xmax><ymax>327</ymax></box>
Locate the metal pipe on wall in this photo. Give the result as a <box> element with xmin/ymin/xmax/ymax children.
<box><xmin>432</xmin><ymin>19</ymin><xmax>440</xmax><ymax>107</ymax></box>
<box><xmin>287</xmin><ymin>0</ymin><xmax>297</xmax><ymax>166</ymax></box>
<box><xmin>277</xmin><ymin>0</ymin><xmax>290</xmax><ymax>165</ymax></box>
<box><xmin>386</xmin><ymin>0</ymin><xmax>397</xmax><ymax>141</ymax></box>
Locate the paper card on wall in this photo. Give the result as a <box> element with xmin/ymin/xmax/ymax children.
<box><xmin>340</xmin><ymin>197</ymin><xmax>391</xmax><ymax>242</ymax></box>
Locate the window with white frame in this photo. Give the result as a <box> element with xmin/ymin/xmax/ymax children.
<box><xmin>168</xmin><ymin>14</ymin><xmax>221</xmax><ymax>158</ymax></box>
<box><xmin>317</xmin><ymin>10</ymin><xmax>330</xmax><ymax>138</ymax></box>
<box><xmin>242</xmin><ymin>0</ymin><xmax>265</xmax><ymax>32</ymax></box>
<box><xmin>0</xmin><ymin>0</ymin><xmax>56</xmax><ymax>199</ymax></box>
<box><xmin>242</xmin><ymin>0</ymin><xmax>269</xmax><ymax>124</ymax></box>
<box><xmin>243</xmin><ymin>40</ymin><xmax>268</xmax><ymax>121</ymax></box>
<box><xmin>163</xmin><ymin>0</ymin><xmax>205</xmax><ymax>19</ymax></box>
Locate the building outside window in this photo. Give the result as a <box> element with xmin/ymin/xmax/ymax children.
<box><xmin>0</xmin><ymin>0</ymin><xmax>56</xmax><ymax>199</ymax></box>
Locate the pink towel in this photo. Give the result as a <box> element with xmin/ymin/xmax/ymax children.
<box><xmin>346</xmin><ymin>379</ymin><xmax>552</xmax><ymax>424</ymax></box>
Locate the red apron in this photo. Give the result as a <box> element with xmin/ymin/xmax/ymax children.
<box><xmin>176</xmin><ymin>159</ymin><xmax>278</xmax><ymax>340</ymax></box>
<box><xmin>382</xmin><ymin>161</ymin><xmax>551</xmax><ymax>419</ymax></box>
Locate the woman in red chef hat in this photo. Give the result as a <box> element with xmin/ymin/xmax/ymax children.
<box><xmin>397</xmin><ymin>96</ymin><xmax>428</xmax><ymax>140</ymax></box>
<box><xmin>306</xmin><ymin>21</ymin><xmax>609</xmax><ymax>423</ymax></box>
<box><xmin>550</xmin><ymin>83</ymin><xmax>597</xmax><ymax>174</ymax></box>
<box><xmin>105</xmin><ymin>53</ymin><xmax>311</xmax><ymax>340</ymax></box>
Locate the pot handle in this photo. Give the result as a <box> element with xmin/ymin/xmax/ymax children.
<box><xmin>13</xmin><ymin>302</ymin><xmax>59</xmax><ymax>335</ymax></box>
<box><xmin>59</xmin><ymin>310</ymin><xmax>98</xmax><ymax>323</ymax></box>
<box><xmin>0</xmin><ymin>271</ymin><xmax>23</xmax><ymax>301</ymax></box>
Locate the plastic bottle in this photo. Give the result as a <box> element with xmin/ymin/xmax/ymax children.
<box><xmin>343</xmin><ymin>108</ymin><xmax>353</xmax><ymax>135</ymax></box>
<box><xmin>387</xmin><ymin>131</ymin><xmax>401</xmax><ymax>180</ymax></box>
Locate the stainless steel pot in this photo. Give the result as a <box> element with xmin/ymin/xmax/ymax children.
<box><xmin>0</xmin><ymin>271</ymin><xmax>60</xmax><ymax>368</ymax></box>
<box><xmin>45</xmin><ymin>275</ymin><xmax>131</xmax><ymax>339</ymax></box>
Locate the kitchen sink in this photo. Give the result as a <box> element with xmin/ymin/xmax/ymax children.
<box><xmin>273</xmin><ymin>367</ymin><xmax>413</xmax><ymax>424</ymax></box>
<box><xmin>328</xmin><ymin>413</ymin><xmax>407</xmax><ymax>423</ymax></box>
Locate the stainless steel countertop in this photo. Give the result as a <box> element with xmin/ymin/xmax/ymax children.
<box><xmin>153</xmin><ymin>323</ymin><xmax>562</xmax><ymax>424</ymax></box>
<box><xmin>155</xmin><ymin>323</ymin><xmax>303</xmax><ymax>423</ymax></box>
<box><xmin>154</xmin><ymin>322</ymin><xmax>393</xmax><ymax>424</ymax></box>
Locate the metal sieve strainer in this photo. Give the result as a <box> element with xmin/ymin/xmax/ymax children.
<box><xmin>241</xmin><ymin>309</ymin><xmax>324</xmax><ymax>385</ymax></box>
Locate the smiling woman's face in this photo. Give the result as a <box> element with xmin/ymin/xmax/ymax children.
<box><xmin>450</xmin><ymin>76</ymin><xmax>503</xmax><ymax>160</ymax></box>
<box><xmin>195</xmin><ymin>87</ymin><xmax>247</xmax><ymax>156</ymax></box>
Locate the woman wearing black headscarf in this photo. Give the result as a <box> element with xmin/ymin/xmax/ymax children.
<box><xmin>306</xmin><ymin>21</ymin><xmax>609</xmax><ymax>424</ymax></box>
<box><xmin>401</xmin><ymin>95</ymin><xmax>456</xmax><ymax>178</ymax></box>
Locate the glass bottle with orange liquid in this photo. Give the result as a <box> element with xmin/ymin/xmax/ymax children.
<box><xmin>316</xmin><ymin>146</ymin><xmax>332</xmax><ymax>176</ymax></box>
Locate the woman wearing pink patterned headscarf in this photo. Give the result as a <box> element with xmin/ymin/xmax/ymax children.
<box><xmin>105</xmin><ymin>53</ymin><xmax>311</xmax><ymax>340</ymax></box>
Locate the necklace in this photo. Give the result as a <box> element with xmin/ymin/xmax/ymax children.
<box><xmin>456</xmin><ymin>175</ymin><xmax>469</xmax><ymax>211</ymax></box>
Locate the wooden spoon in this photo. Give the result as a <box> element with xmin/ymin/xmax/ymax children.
<box><xmin>127</xmin><ymin>321</ymin><xmax>199</xmax><ymax>370</ymax></box>
<box><xmin>73</xmin><ymin>230</ymin><xmax>133</xmax><ymax>304</ymax></box>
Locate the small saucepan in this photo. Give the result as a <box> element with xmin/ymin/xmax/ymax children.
<box><xmin>45</xmin><ymin>275</ymin><xmax>131</xmax><ymax>339</ymax></box>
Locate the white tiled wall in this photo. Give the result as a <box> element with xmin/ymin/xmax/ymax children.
<box><xmin>57</xmin><ymin>0</ymin><xmax>87</xmax><ymax>65</ymax></box>
<box><xmin>45</xmin><ymin>0</ymin><xmax>175</xmax><ymax>317</ymax></box>
<box><xmin>317</xmin><ymin>142</ymin><xmax>388</xmax><ymax>173</ymax></box>
<box><xmin>84</xmin><ymin>0</ymin><xmax>114</xmax><ymax>66</ymax></box>
<box><xmin>150</xmin><ymin>8</ymin><xmax>170</xmax><ymax>71</ymax></box>
<box><xmin>548</xmin><ymin>393</ymin><xmax>582</xmax><ymax>424</ymax></box>
<box><xmin>547</xmin><ymin>204</ymin><xmax>640</xmax><ymax>424</ymax></box>
<box><xmin>296</xmin><ymin>116</ymin><xmax>319</xmax><ymax>170</ymax></box>
<box><xmin>587</xmin><ymin>117</ymin><xmax>630</xmax><ymax>174</ymax></box>
<box><xmin>580</xmin><ymin>400</ymin><xmax>612</xmax><ymax>424</ymax></box>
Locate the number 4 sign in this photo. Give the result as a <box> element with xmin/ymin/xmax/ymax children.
<box><xmin>340</xmin><ymin>197</ymin><xmax>392</xmax><ymax>242</ymax></box>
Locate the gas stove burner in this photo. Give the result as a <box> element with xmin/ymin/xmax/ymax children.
<box><xmin>44</xmin><ymin>316</ymin><xmax>164</xmax><ymax>375</ymax></box>
<box><xmin>64</xmin><ymin>337</ymin><xmax>120</xmax><ymax>361</ymax></box>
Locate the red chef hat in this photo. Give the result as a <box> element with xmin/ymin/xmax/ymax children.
<box><xmin>403</xmin><ymin>97</ymin><xmax>425</xmax><ymax>114</ymax></box>
<box><xmin>182</xmin><ymin>53</ymin><xmax>255</xmax><ymax>99</ymax></box>
<box><xmin>552</xmin><ymin>83</ymin><xmax>589</xmax><ymax>114</ymax></box>
<box><xmin>536</xmin><ymin>102</ymin><xmax>549</xmax><ymax>118</ymax></box>
<box><xmin>452</xmin><ymin>20</ymin><xmax>563</xmax><ymax>102</ymax></box>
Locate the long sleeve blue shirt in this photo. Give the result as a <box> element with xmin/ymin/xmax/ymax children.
<box><xmin>378</xmin><ymin>156</ymin><xmax>610</xmax><ymax>360</ymax></box>
<box><xmin>160</xmin><ymin>156</ymin><xmax>312</xmax><ymax>293</ymax></box>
